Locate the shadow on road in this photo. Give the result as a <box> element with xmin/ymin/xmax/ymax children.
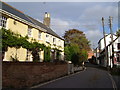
<box><xmin>85</xmin><ymin>62</ymin><xmax>108</xmax><ymax>71</ymax></box>
<box><xmin>85</xmin><ymin>62</ymin><xmax>120</xmax><ymax>89</ymax></box>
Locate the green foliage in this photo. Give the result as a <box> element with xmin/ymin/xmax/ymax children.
<box><xmin>56</xmin><ymin>49</ymin><xmax>62</xmax><ymax>60</ymax></box>
<box><xmin>79</xmin><ymin>49</ymin><xmax>88</xmax><ymax>62</ymax></box>
<box><xmin>1</xmin><ymin>28</ymin><xmax>47</xmax><ymax>62</ymax></box>
<box><xmin>116</xmin><ymin>29</ymin><xmax>120</xmax><ymax>37</ymax></box>
<box><xmin>64</xmin><ymin>29</ymin><xmax>89</xmax><ymax>65</ymax></box>
<box><xmin>65</xmin><ymin>44</ymin><xmax>81</xmax><ymax>65</ymax></box>
<box><xmin>44</xmin><ymin>47</ymin><xmax>51</xmax><ymax>62</ymax></box>
<box><xmin>63</xmin><ymin>29</ymin><xmax>91</xmax><ymax>50</ymax></box>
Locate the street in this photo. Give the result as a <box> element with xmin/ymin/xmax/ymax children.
<box><xmin>31</xmin><ymin>63</ymin><xmax>116</xmax><ymax>88</ymax></box>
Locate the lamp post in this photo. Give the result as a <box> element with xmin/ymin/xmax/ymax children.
<box><xmin>109</xmin><ymin>16</ymin><xmax>115</xmax><ymax>68</ymax></box>
<box><xmin>102</xmin><ymin>17</ymin><xmax>109</xmax><ymax>68</ymax></box>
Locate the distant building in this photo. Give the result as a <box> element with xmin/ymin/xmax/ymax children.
<box><xmin>94</xmin><ymin>47</ymin><xmax>100</xmax><ymax>65</ymax></box>
<box><xmin>1</xmin><ymin>2</ymin><xmax>64</xmax><ymax>62</ymax></box>
<box><xmin>88</xmin><ymin>50</ymin><xmax>94</xmax><ymax>59</ymax></box>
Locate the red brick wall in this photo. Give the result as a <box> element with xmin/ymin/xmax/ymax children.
<box><xmin>2</xmin><ymin>62</ymin><xmax>68</xmax><ymax>88</ymax></box>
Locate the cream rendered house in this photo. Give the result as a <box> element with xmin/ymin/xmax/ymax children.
<box><xmin>0</xmin><ymin>2</ymin><xmax>64</xmax><ymax>62</ymax></box>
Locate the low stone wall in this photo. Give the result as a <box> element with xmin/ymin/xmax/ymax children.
<box><xmin>2</xmin><ymin>61</ymin><xmax>68</xmax><ymax>88</ymax></box>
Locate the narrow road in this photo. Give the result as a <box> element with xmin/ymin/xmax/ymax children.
<box><xmin>31</xmin><ymin>63</ymin><xmax>116</xmax><ymax>88</ymax></box>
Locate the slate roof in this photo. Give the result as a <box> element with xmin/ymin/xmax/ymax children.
<box><xmin>27</xmin><ymin>16</ymin><xmax>63</xmax><ymax>40</ymax></box>
<box><xmin>1</xmin><ymin>2</ymin><xmax>63</xmax><ymax>40</ymax></box>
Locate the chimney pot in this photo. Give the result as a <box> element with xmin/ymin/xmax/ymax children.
<box><xmin>43</xmin><ymin>12</ymin><xmax>50</xmax><ymax>27</ymax></box>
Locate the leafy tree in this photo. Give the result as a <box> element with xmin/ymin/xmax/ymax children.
<box><xmin>63</xmin><ymin>29</ymin><xmax>91</xmax><ymax>50</ymax></box>
<box><xmin>65</xmin><ymin>43</ymin><xmax>79</xmax><ymax>65</ymax></box>
<box><xmin>116</xmin><ymin>29</ymin><xmax>120</xmax><ymax>37</ymax></box>
<box><xmin>64</xmin><ymin>29</ymin><xmax>90</xmax><ymax>65</ymax></box>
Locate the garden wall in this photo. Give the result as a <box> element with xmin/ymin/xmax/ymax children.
<box><xmin>2</xmin><ymin>61</ymin><xmax>68</xmax><ymax>88</ymax></box>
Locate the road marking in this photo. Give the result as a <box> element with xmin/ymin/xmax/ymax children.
<box><xmin>30</xmin><ymin>70</ymin><xmax>85</xmax><ymax>88</ymax></box>
<box><xmin>108</xmin><ymin>73</ymin><xmax>117</xmax><ymax>90</ymax></box>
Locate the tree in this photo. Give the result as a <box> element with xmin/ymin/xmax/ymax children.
<box><xmin>116</xmin><ymin>29</ymin><xmax>120</xmax><ymax>37</ymax></box>
<box><xmin>64</xmin><ymin>29</ymin><xmax>90</xmax><ymax>65</ymax></box>
<box><xmin>63</xmin><ymin>29</ymin><xmax>91</xmax><ymax>51</ymax></box>
<box><xmin>65</xmin><ymin>43</ymin><xmax>80</xmax><ymax>65</ymax></box>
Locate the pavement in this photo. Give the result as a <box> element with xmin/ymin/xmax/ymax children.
<box><xmin>30</xmin><ymin>63</ymin><xmax>117</xmax><ymax>89</ymax></box>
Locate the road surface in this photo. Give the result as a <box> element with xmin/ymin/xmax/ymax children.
<box><xmin>31</xmin><ymin>63</ymin><xmax>116</xmax><ymax>88</ymax></box>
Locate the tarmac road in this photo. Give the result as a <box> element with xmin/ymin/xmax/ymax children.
<box><xmin>32</xmin><ymin>63</ymin><xmax>116</xmax><ymax>88</ymax></box>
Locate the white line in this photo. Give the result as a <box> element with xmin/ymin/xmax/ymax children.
<box><xmin>108</xmin><ymin>73</ymin><xmax>117</xmax><ymax>90</ymax></box>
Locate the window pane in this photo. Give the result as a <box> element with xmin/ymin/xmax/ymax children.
<box><xmin>38</xmin><ymin>31</ymin><xmax>41</xmax><ymax>39</ymax></box>
<box><xmin>0</xmin><ymin>16</ymin><xmax>7</xmax><ymax>28</ymax></box>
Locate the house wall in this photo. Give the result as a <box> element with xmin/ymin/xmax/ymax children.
<box><xmin>98</xmin><ymin>35</ymin><xmax>119</xmax><ymax>68</ymax></box>
<box><xmin>3</xmin><ymin>17</ymin><xmax>29</xmax><ymax>61</ymax></box>
<box><xmin>2</xmin><ymin>13</ymin><xmax>64</xmax><ymax>62</ymax></box>
<box><xmin>99</xmin><ymin>34</ymin><xmax>117</xmax><ymax>52</ymax></box>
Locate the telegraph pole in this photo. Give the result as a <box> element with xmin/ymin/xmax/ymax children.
<box><xmin>109</xmin><ymin>16</ymin><xmax>114</xmax><ymax>67</ymax></box>
<box><xmin>102</xmin><ymin>17</ymin><xmax>109</xmax><ymax>68</ymax></box>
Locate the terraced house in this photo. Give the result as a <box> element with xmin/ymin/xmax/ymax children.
<box><xmin>0</xmin><ymin>2</ymin><xmax>64</xmax><ymax>62</ymax></box>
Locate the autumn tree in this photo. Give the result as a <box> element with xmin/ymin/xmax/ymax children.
<box><xmin>63</xmin><ymin>29</ymin><xmax>91</xmax><ymax>51</ymax></box>
<box><xmin>64</xmin><ymin>29</ymin><xmax>90</xmax><ymax>65</ymax></box>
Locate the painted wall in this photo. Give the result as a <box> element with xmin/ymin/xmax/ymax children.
<box><xmin>3</xmin><ymin>14</ymin><xmax>64</xmax><ymax>61</ymax></box>
<box><xmin>98</xmin><ymin>34</ymin><xmax>117</xmax><ymax>52</ymax></box>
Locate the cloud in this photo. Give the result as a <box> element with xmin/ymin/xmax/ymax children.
<box><xmin>50</xmin><ymin>17</ymin><xmax>103</xmax><ymax>48</ymax></box>
<box><xmin>51</xmin><ymin>18</ymin><xmax>81</xmax><ymax>37</ymax></box>
<box><xmin>85</xmin><ymin>30</ymin><xmax>103</xmax><ymax>47</ymax></box>
<box><xmin>50</xmin><ymin>18</ymin><xmax>69</xmax><ymax>37</ymax></box>
<box><xmin>79</xmin><ymin>5</ymin><xmax>118</xmax><ymax>20</ymax></box>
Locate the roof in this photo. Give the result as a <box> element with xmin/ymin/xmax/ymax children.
<box><xmin>107</xmin><ymin>36</ymin><xmax>120</xmax><ymax>47</ymax></box>
<box><xmin>1</xmin><ymin>1</ymin><xmax>64</xmax><ymax>40</ymax></box>
<box><xmin>27</xmin><ymin>16</ymin><xmax>64</xmax><ymax>40</ymax></box>
<box><xmin>98</xmin><ymin>33</ymin><xmax>117</xmax><ymax>44</ymax></box>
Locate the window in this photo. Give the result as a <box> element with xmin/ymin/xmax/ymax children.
<box><xmin>26</xmin><ymin>50</ymin><xmax>31</xmax><ymax>61</ymax></box>
<box><xmin>28</xmin><ymin>27</ymin><xmax>32</xmax><ymax>37</ymax></box>
<box><xmin>118</xmin><ymin>43</ymin><xmax>120</xmax><ymax>50</ymax></box>
<box><xmin>38</xmin><ymin>31</ymin><xmax>41</xmax><ymax>40</ymax></box>
<box><xmin>46</xmin><ymin>34</ymin><xmax>49</xmax><ymax>42</ymax></box>
<box><xmin>53</xmin><ymin>38</ymin><xmax>56</xmax><ymax>45</ymax></box>
<box><xmin>117</xmin><ymin>54</ymin><xmax>120</xmax><ymax>62</ymax></box>
<box><xmin>0</xmin><ymin>16</ymin><xmax>7</xmax><ymax>28</ymax></box>
<box><xmin>53</xmin><ymin>38</ymin><xmax>56</xmax><ymax>43</ymax></box>
<box><xmin>13</xmin><ymin>20</ymin><xmax>17</xmax><ymax>25</ymax></box>
<box><xmin>59</xmin><ymin>40</ymin><xmax>61</xmax><ymax>46</ymax></box>
<box><xmin>46</xmin><ymin>34</ymin><xmax>49</xmax><ymax>38</ymax></box>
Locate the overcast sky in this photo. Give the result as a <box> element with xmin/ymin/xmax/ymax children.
<box><xmin>6</xmin><ymin>2</ymin><xmax>118</xmax><ymax>48</ymax></box>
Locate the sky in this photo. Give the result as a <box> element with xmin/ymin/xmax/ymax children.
<box><xmin>5</xmin><ymin>1</ymin><xmax>119</xmax><ymax>48</ymax></box>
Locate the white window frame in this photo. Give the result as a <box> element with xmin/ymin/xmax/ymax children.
<box><xmin>0</xmin><ymin>16</ymin><xmax>7</xmax><ymax>28</ymax></box>
<box><xmin>59</xmin><ymin>40</ymin><xmax>61</xmax><ymax>46</ymax></box>
<box><xmin>46</xmin><ymin>34</ymin><xmax>50</xmax><ymax>42</ymax></box>
<box><xmin>28</xmin><ymin>27</ymin><xmax>32</xmax><ymax>37</ymax></box>
<box><xmin>38</xmin><ymin>31</ymin><xmax>42</xmax><ymax>40</ymax></box>
<box><xmin>53</xmin><ymin>38</ymin><xmax>56</xmax><ymax>44</ymax></box>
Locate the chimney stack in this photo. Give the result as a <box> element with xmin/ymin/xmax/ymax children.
<box><xmin>43</xmin><ymin>12</ymin><xmax>50</xmax><ymax>27</ymax></box>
